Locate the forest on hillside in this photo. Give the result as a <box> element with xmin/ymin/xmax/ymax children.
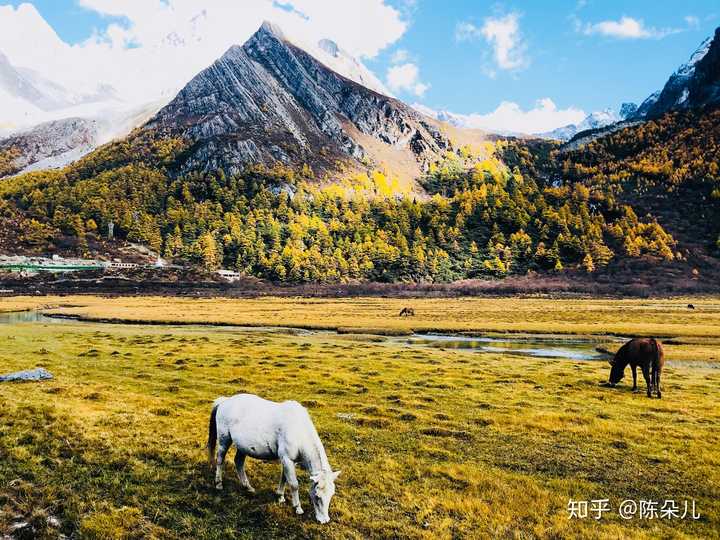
<box><xmin>557</xmin><ymin>109</ymin><xmax>720</xmax><ymax>252</ymax></box>
<box><xmin>3</xmin><ymin>110</ymin><xmax>718</xmax><ymax>283</ymax></box>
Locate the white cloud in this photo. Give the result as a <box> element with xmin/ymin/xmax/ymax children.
<box><xmin>684</xmin><ymin>15</ymin><xmax>700</xmax><ymax>29</ymax></box>
<box><xmin>455</xmin><ymin>21</ymin><xmax>482</xmax><ymax>42</ymax></box>
<box><xmin>77</xmin><ymin>0</ymin><xmax>406</xmax><ymax>58</ymax></box>
<box><xmin>390</xmin><ymin>49</ymin><xmax>409</xmax><ymax>64</ymax></box>
<box><xmin>415</xmin><ymin>98</ymin><xmax>586</xmax><ymax>135</ymax></box>
<box><xmin>580</xmin><ymin>16</ymin><xmax>680</xmax><ymax>39</ymax></box>
<box><xmin>387</xmin><ymin>62</ymin><xmax>429</xmax><ymax>96</ymax></box>
<box><xmin>0</xmin><ymin>1</ymin><xmax>407</xmax><ymax>104</ymax></box>
<box><xmin>456</xmin><ymin>13</ymin><xmax>529</xmax><ymax>72</ymax></box>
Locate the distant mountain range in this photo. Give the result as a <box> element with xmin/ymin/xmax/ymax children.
<box><xmin>0</xmin><ymin>102</ymin><xmax>164</xmax><ymax>177</ymax></box>
<box><xmin>0</xmin><ymin>48</ymin><xmax>163</xmax><ymax>177</ymax></box>
<box><xmin>0</xmin><ymin>22</ymin><xmax>461</xmax><ymax>180</ymax></box>
<box><xmin>1</xmin><ymin>22</ymin><xmax>720</xmax><ymax>180</ymax></box>
<box><xmin>539</xmin><ymin>106</ymin><xmax>635</xmax><ymax>141</ymax></box>
<box><xmin>1</xmin><ymin>22</ymin><xmax>719</xmax><ymax>286</ymax></box>
<box><xmin>418</xmin><ymin>27</ymin><xmax>720</xmax><ymax>144</ymax></box>
<box><xmin>551</xmin><ymin>28</ymin><xmax>720</xmax><ymax>145</ymax></box>
<box><xmin>0</xmin><ymin>50</ymin><xmax>119</xmax><ymax>127</ymax></box>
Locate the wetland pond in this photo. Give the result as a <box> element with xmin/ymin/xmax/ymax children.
<box><xmin>1</xmin><ymin>310</ymin><xmax>618</xmax><ymax>361</ymax></box>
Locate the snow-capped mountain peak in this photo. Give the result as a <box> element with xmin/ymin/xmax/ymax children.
<box><xmin>584</xmin><ymin>108</ymin><xmax>620</xmax><ymax>127</ymax></box>
<box><xmin>260</xmin><ymin>20</ymin><xmax>287</xmax><ymax>40</ymax></box>
<box><xmin>0</xmin><ymin>20</ymin><xmax>398</xmax><ymax>178</ymax></box>
<box><xmin>142</xmin><ymin>21</ymin><xmax>447</xmax><ymax>177</ymax></box>
<box><xmin>631</xmin><ymin>28</ymin><xmax>720</xmax><ymax>119</ymax></box>
<box><xmin>539</xmin><ymin>107</ymin><xmax>621</xmax><ymax>141</ymax></box>
<box><xmin>252</xmin><ymin>20</ymin><xmax>390</xmax><ymax>96</ymax></box>
<box><xmin>676</xmin><ymin>36</ymin><xmax>712</xmax><ymax>77</ymax></box>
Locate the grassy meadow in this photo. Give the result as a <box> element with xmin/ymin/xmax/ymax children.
<box><xmin>0</xmin><ymin>296</ymin><xmax>719</xmax><ymax>538</ymax></box>
<box><xmin>6</xmin><ymin>294</ymin><xmax>720</xmax><ymax>336</ymax></box>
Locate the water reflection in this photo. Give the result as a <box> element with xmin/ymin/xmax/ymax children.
<box><xmin>0</xmin><ymin>311</ymin><xmax>50</xmax><ymax>324</ymax></box>
<box><xmin>405</xmin><ymin>334</ymin><xmax>615</xmax><ymax>360</ymax></box>
<box><xmin>0</xmin><ymin>310</ymin><xmax>615</xmax><ymax>361</ymax></box>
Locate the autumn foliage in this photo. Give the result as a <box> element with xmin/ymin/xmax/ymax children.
<box><xmin>0</xmin><ymin>115</ymin><xmax>697</xmax><ymax>282</ymax></box>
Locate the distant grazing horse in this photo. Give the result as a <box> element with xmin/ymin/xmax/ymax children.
<box><xmin>399</xmin><ymin>307</ymin><xmax>415</xmax><ymax>317</ymax></box>
<box><xmin>607</xmin><ymin>338</ymin><xmax>665</xmax><ymax>398</ymax></box>
<box><xmin>687</xmin><ymin>304</ymin><xmax>695</xmax><ymax>309</ymax></box>
<box><xmin>208</xmin><ymin>394</ymin><xmax>340</xmax><ymax>523</ymax></box>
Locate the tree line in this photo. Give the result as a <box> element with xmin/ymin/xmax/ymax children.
<box><xmin>0</xmin><ymin>126</ymin><xmax>680</xmax><ymax>283</ymax></box>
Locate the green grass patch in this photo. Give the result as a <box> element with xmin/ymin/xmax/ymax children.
<box><xmin>0</xmin><ymin>305</ymin><xmax>719</xmax><ymax>538</ymax></box>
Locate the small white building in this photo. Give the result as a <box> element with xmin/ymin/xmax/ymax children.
<box><xmin>106</xmin><ymin>261</ymin><xmax>138</xmax><ymax>269</ymax></box>
<box><xmin>216</xmin><ymin>269</ymin><xmax>243</xmax><ymax>282</ymax></box>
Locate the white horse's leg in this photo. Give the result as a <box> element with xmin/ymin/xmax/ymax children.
<box><xmin>281</xmin><ymin>456</ymin><xmax>302</xmax><ymax>514</ymax></box>
<box><xmin>275</xmin><ymin>465</ymin><xmax>287</xmax><ymax>503</ymax></box>
<box><xmin>215</xmin><ymin>436</ymin><xmax>231</xmax><ymax>490</ymax></box>
<box><xmin>234</xmin><ymin>451</ymin><xmax>255</xmax><ymax>493</ymax></box>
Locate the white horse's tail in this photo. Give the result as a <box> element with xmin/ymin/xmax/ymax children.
<box><xmin>213</xmin><ymin>396</ymin><xmax>229</xmax><ymax>408</ymax></box>
<box><xmin>207</xmin><ymin>396</ymin><xmax>229</xmax><ymax>466</ymax></box>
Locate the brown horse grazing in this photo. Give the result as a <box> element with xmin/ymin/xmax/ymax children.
<box><xmin>399</xmin><ymin>307</ymin><xmax>415</xmax><ymax>317</ymax></box>
<box><xmin>607</xmin><ymin>338</ymin><xmax>665</xmax><ymax>398</ymax></box>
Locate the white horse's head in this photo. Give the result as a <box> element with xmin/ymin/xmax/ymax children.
<box><xmin>309</xmin><ymin>470</ymin><xmax>340</xmax><ymax>523</ymax></box>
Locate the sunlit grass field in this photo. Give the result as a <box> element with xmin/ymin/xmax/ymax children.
<box><xmin>0</xmin><ymin>296</ymin><xmax>719</xmax><ymax>538</ymax></box>
<box><xmin>6</xmin><ymin>294</ymin><xmax>720</xmax><ymax>338</ymax></box>
<box><xmin>6</xmin><ymin>294</ymin><xmax>720</xmax><ymax>361</ymax></box>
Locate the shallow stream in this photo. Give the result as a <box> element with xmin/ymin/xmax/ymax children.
<box><xmin>0</xmin><ymin>310</ymin><xmax>619</xmax><ymax>361</ymax></box>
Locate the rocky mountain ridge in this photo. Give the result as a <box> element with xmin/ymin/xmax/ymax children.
<box><xmin>631</xmin><ymin>28</ymin><xmax>720</xmax><ymax>119</ymax></box>
<box><xmin>557</xmin><ymin>27</ymin><xmax>720</xmax><ymax>150</ymax></box>
<box><xmin>145</xmin><ymin>21</ymin><xmax>453</xmax><ymax>179</ymax></box>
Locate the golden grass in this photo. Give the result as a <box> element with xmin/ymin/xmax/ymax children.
<box><xmin>5</xmin><ymin>294</ymin><xmax>720</xmax><ymax>335</ymax></box>
<box><xmin>0</xmin><ymin>312</ymin><xmax>719</xmax><ymax>539</ymax></box>
<box><xmin>0</xmin><ymin>297</ymin><xmax>59</xmax><ymax>313</ymax></box>
<box><xmin>4</xmin><ymin>294</ymin><xmax>720</xmax><ymax>362</ymax></box>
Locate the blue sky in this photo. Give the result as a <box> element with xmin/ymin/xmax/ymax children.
<box><xmin>1</xmin><ymin>0</ymin><xmax>718</xmax><ymax>132</ymax></box>
<box><xmin>3</xmin><ymin>0</ymin><xmax>110</xmax><ymax>43</ymax></box>
<box><xmin>374</xmin><ymin>0</ymin><xmax>718</xmax><ymax>115</ymax></box>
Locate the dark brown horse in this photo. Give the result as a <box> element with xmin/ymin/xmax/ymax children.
<box><xmin>607</xmin><ymin>338</ymin><xmax>664</xmax><ymax>398</ymax></box>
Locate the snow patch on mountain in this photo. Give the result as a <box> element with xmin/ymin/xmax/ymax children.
<box><xmin>631</xmin><ymin>31</ymin><xmax>716</xmax><ymax>119</ymax></box>
<box><xmin>20</xmin><ymin>141</ymin><xmax>98</xmax><ymax>175</ymax></box>
<box><xmin>256</xmin><ymin>22</ymin><xmax>391</xmax><ymax>96</ymax></box>
<box><xmin>0</xmin><ymin>84</ymin><xmax>44</xmax><ymax>127</ymax></box>
<box><xmin>540</xmin><ymin>108</ymin><xmax>621</xmax><ymax>141</ymax></box>
<box><xmin>634</xmin><ymin>91</ymin><xmax>661</xmax><ymax>118</ymax></box>
<box><xmin>677</xmin><ymin>37</ymin><xmax>712</xmax><ymax>77</ymax></box>
<box><xmin>0</xmin><ymin>48</ymin><xmax>125</xmax><ymax>131</ymax></box>
<box><xmin>0</xmin><ymin>100</ymin><xmax>166</xmax><ymax>177</ymax></box>
<box><xmin>314</xmin><ymin>38</ymin><xmax>391</xmax><ymax>96</ymax></box>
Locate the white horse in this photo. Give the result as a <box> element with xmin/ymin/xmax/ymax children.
<box><xmin>207</xmin><ymin>393</ymin><xmax>340</xmax><ymax>524</ymax></box>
